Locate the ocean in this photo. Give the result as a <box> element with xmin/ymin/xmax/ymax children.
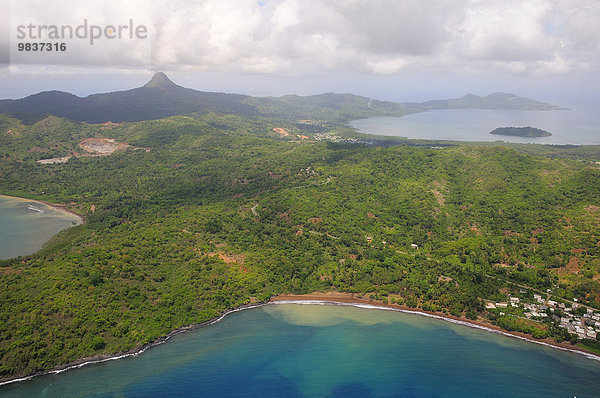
<box><xmin>0</xmin><ymin>196</ymin><xmax>82</xmax><ymax>260</ymax></box>
<box><xmin>350</xmin><ymin>107</ymin><xmax>600</xmax><ymax>145</ymax></box>
<box><xmin>2</xmin><ymin>303</ymin><xmax>600</xmax><ymax>397</ymax></box>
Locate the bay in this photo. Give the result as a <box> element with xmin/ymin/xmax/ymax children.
<box><xmin>350</xmin><ymin>107</ymin><xmax>600</xmax><ymax>145</ymax></box>
<box><xmin>2</xmin><ymin>304</ymin><xmax>600</xmax><ymax>397</ymax></box>
<box><xmin>0</xmin><ymin>196</ymin><xmax>82</xmax><ymax>260</ymax></box>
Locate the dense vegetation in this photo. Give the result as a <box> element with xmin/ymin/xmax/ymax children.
<box><xmin>1</xmin><ymin>107</ymin><xmax>600</xmax><ymax>381</ymax></box>
<box><xmin>490</xmin><ymin>126</ymin><xmax>552</xmax><ymax>138</ymax></box>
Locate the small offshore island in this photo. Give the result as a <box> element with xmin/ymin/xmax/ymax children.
<box><xmin>490</xmin><ymin>126</ymin><xmax>552</xmax><ymax>138</ymax></box>
<box><xmin>1</xmin><ymin>73</ymin><xmax>600</xmax><ymax>393</ymax></box>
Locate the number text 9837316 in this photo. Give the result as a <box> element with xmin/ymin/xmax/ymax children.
<box><xmin>17</xmin><ymin>42</ymin><xmax>67</xmax><ymax>51</ymax></box>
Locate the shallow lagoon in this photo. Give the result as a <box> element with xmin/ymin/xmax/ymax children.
<box><xmin>0</xmin><ymin>196</ymin><xmax>81</xmax><ymax>259</ymax></box>
<box><xmin>351</xmin><ymin>107</ymin><xmax>600</xmax><ymax>145</ymax></box>
<box><xmin>2</xmin><ymin>304</ymin><xmax>600</xmax><ymax>397</ymax></box>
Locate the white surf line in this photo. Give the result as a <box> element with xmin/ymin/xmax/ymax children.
<box><xmin>46</xmin><ymin>303</ymin><xmax>268</xmax><ymax>377</ymax></box>
<box><xmin>0</xmin><ymin>350</ymin><xmax>148</xmax><ymax>387</ymax></box>
<box><xmin>0</xmin><ymin>376</ymin><xmax>34</xmax><ymax>386</ymax></box>
<box><xmin>0</xmin><ymin>302</ymin><xmax>267</xmax><ymax>387</ymax></box>
<box><xmin>26</xmin><ymin>204</ymin><xmax>44</xmax><ymax>214</ymax></box>
<box><xmin>269</xmin><ymin>300</ymin><xmax>600</xmax><ymax>362</ymax></box>
<box><xmin>2</xmin><ymin>299</ymin><xmax>598</xmax><ymax>388</ymax></box>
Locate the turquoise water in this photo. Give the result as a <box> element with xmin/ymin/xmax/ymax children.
<box><xmin>0</xmin><ymin>196</ymin><xmax>81</xmax><ymax>259</ymax></box>
<box><xmin>350</xmin><ymin>107</ymin><xmax>600</xmax><ymax>144</ymax></box>
<box><xmin>2</xmin><ymin>303</ymin><xmax>600</xmax><ymax>397</ymax></box>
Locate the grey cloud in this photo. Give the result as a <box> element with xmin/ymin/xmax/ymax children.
<box><xmin>8</xmin><ymin>0</ymin><xmax>151</xmax><ymax>70</ymax></box>
<box><xmin>557</xmin><ymin>2</ymin><xmax>600</xmax><ymax>63</ymax></box>
<box><xmin>5</xmin><ymin>0</ymin><xmax>600</xmax><ymax>76</ymax></box>
<box><xmin>0</xmin><ymin>0</ymin><xmax>9</xmax><ymax>65</ymax></box>
<box><xmin>330</xmin><ymin>0</ymin><xmax>462</xmax><ymax>56</ymax></box>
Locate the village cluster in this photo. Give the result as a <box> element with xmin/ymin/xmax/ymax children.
<box><xmin>487</xmin><ymin>292</ymin><xmax>600</xmax><ymax>340</ymax></box>
<box><xmin>313</xmin><ymin>132</ymin><xmax>366</xmax><ymax>144</ymax></box>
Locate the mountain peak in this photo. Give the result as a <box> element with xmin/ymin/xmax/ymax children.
<box><xmin>144</xmin><ymin>72</ymin><xmax>177</xmax><ymax>89</ymax></box>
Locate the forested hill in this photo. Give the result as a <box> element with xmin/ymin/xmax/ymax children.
<box><xmin>412</xmin><ymin>92</ymin><xmax>567</xmax><ymax>111</ymax></box>
<box><xmin>0</xmin><ymin>73</ymin><xmax>416</xmax><ymax>124</ymax></box>
<box><xmin>245</xmin><ymin>92</ymin><xmax>417</xmax><ymax>122</ymax></box>
<box><xmin>1</xmin><ymin>112</ymin><xmax>600</xmax><ymax>381</ymax></box>
<box><xmin>0</xmin><ymin>73</ymin><xmax>565</xmax><ymax>124</ymax></box>
<box><xmin>0</xmin><ymin>73</ymin><xmax>257</xmax><ymax>124</ymax></box>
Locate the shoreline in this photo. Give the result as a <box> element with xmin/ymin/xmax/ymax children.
<box><xmin>271</xmin><ymin>292</ymin><xmax>600</xmax><ymax>360</ymax></box>
<box><xmin>2</xmin><ymin>293</ymin><xmax>600</xmax><ymax>387</ymax></box>
<box><xmin>0</xmin><ymin>302</ymin><xmax>268</xmax><ymax>387</ymax></box>
<box><xmin>0</xmin><ymin>194</ymin><xmax>86</xmax><ymax>224</ymax></box>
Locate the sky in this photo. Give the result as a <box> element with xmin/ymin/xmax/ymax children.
<box><xmin>1</xmin><ymin>0</ymin><xmax>599</xmax><ymax>106</ymax></box>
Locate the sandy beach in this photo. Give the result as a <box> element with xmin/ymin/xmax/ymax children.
<box><xmin>270</xmin><ymin>291</ymin><xmax>600</xmax><ymax>359</ymax></box>
<box><xmin>2</xmin><ymin>292</ymin><xmax>599</xmax><ymax>386</ymax></box>
<box><xmin>0</xmin><ymin>194</ymin><xmax>85</xmax><ymax>224</ymax></box>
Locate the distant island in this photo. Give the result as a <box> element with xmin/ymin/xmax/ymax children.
<box><xmin>413</xmin><ymin>93</ymin><xmax>568</xmax><ymax>111</ymax></box>
<box><xmin>490</xmin><ymin>126</ymin><xmax>552</xmax><ymax>138</ymax></box>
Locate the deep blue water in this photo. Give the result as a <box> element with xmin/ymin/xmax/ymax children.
<box><xmin>350</xmin><ymin>107</ymin><xmax>600</xmax><ymax>144</ymax></box>
<box><xmin>2</xmin><ymin>304</ymin><xmax>600</xmax><ymax>397</ymax></box>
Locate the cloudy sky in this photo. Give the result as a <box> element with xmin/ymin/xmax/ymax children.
<box><xmin>1</xmin><ymin>0</ymin><xmax>599</xmax><ymax>105</ymax></box>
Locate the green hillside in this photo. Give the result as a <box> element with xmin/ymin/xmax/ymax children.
<box><xmin>1</xmin><ymin>113</ymin><xmax>600</xmax><ymax>380</ymax></box>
